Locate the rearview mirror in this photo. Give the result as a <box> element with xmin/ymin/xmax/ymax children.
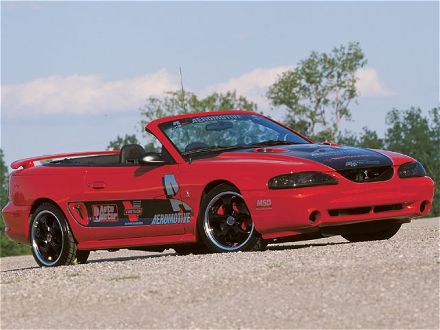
<box><xmin>205</xmin><ymin>121</ymin><xmax>233</xmax><ymax>131</ymax></box>
<box><xmin>139</xmin><ymin>152</ymin><xmax>167</xmax><ymax>165</ymax></box>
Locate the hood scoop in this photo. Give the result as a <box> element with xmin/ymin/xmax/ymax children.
<box><xmin>253</xmin><ymin>147</ymin><xmax>289</xmax><ymax>153</ymax></box>
<box><xmin>242</xmin><ymin>144</ymin><xmax>392</xmax><ymax>171</ymax></box>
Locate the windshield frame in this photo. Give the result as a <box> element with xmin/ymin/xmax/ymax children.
<box><xmin>157</xmin><ymin>113</ymin><xmax>312</xmax><ymax>161</ymax></box>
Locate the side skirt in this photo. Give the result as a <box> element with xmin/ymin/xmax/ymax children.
<box><xmin>77</xmin><ymin>233</ymin><xmax>196</xmax><ymax>250</ymax></box>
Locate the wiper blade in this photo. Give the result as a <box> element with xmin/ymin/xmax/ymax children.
<box><xmin>247</xmin><ymin>140</ymin><xmax>300</xmax><ymax>147</ymax></box>
<box><xmin>182</xmin><ymin>145</ymin><xmax>245</xmax><ymax>157</ymax></box>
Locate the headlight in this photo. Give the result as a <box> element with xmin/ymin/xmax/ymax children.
<box><xmin>268</xmin><ymin>172</ymin><xmax>338</xmax><ymax>189</ymax></box>
<box><xmin>398</xmin><ymin>161</ymin><xmax>426</xmax><ymax>178</ymax></box>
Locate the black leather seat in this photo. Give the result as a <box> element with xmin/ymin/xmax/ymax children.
<box><xmin>119</xmin><ymin>144</ymin><xmax>146</xmax><ymax>164</ymax></box>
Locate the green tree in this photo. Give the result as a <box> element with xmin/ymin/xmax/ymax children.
<box><xmin>268</xmin><ymin>42</ymin><xmax>367</xmax><ymax>140</ymax></box>
<box><xmin>384</xmin><ymin>107</ymin><xmax>439</xmax><ymax>216</ymax></box>
<box><xmin>139</xmin><ymin>89</ymin><xmax>257</xmax><ymax>133</ymax></box>
<box><xmin>108</xmin><ymin>89</ymin><xmax>257</xmax><ymax>151</ymax></box>
<box><xmin>0</xmin><ymin>149</ymin><xmax>30</xmax><ymax>257</ymax></box>
<box><xmin>107</xmin><ymin>134</ymin><xmax>139</xmax><ymax>150</ymax></box>
<box><xmin>337</xmin><ymin>127</ymin><xmax>384</xmax><ymax>149</ymax></box>
<box><xmin>358</xmin><ymin>128</ymin><xmax>384</xmax><ymax>149</ymax></box>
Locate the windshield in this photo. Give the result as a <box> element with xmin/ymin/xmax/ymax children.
<box><xmin>159</xmin><ymin>114</ymin><xmax>310</xmax><ymax>157</ymax></box>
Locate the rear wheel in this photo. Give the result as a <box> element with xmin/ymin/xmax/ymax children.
<box><xmin>342</xmin><ymin>223</ymin><xmax>402</xmax><ymax>242</ymax></box>
<box><xmin>30</xmin><ymin>203</ymin><xmax>77</xmax><ymax>267</ymax></box>
<box><xmin>198</xmin><ymin>184</ymin><xmax>264</xmax><ymax>253</ymax></box>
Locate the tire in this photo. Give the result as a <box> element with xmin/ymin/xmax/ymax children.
<box><xmin>342</xmin><ymin>223</ymin><xmax>402</xmax><ymax>242</ymax></box>
<box><xmin>30</xmin><ymin>203</ymin><xmax>77</xmax><ymax>267</ymax></box>
<box><xmin>198</xmin><ymin>184</ymin><xmax>264</xmax><ymax>253</ymax></box>
<box><xmin>76</xmin><ymin>250</ymin><xmax>90</xmax><ymax>264</ymax></box>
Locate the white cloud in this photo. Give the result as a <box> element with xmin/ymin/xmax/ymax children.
<box><xmin>204</xmin><ymin>66</ymin><xmax>292</xmax><ymax>107</ymax></box>
<box><xmin>2</xmin><ymin>66</ymin><xmax>391</xmax><ymax>119</ymax></box>
<box><xmin>2</xmin><ymin>69</ymin><xmax>179</xmax><ymax>118</ymax></box>
<box><xmin>356</xmin><ymin>68</ymin><xmax>393</xmax><ymax>97</ymax></box>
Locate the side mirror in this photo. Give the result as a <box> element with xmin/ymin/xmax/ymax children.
<box><xmin>139</xmin><ymin>152</ymin><xmax>167</xmax><ymax>165</ymax></box>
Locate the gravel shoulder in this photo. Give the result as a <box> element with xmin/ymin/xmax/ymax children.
<box><xmin>1</xmin><ymin>217</ymin><xmax>439</xmax><ymax>329</ymax></box>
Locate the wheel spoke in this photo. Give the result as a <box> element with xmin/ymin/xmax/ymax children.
<box><xmin>232</xmin><ymin>225</ymin><xmax>250</xmax><ymax>241</ymax></box>
<box><xmin>211</xmin><ymin>214</ymin><xmax>227</xmax><ymax>223</ymax></box>
<box><xmin>50</xmin><ymin>241</ymin><xmax>62</xmax><ymax>258</ymax></box>
<box><xmin>39</xmin><ymin>241</ymin><xmax>50</xmax><ymax>255</ymax></box>
<box><xmin>40</xmin><ymin>218</ymin><xmax>50</xmax><ymax>233</ymax></box>
<box><xmin>34</xmin><ymin>229</ymin><xmax>42</xmax><ymax>238</ymax></box>
<box><xmin>236</xmin><ymin>201</ymin><xmax>250</xmax><ymax>217</ymax></box>
<box><xmin>218</xmin><ymin>223</ymin><xmax>230</xmax><ymax>236</ymax></box>
<box><xmin>220</xmin><ymin>195</ymin><xmax>234</xmax><ymax>214</ymax></box>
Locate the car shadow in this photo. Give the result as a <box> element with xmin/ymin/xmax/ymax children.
<box><xmin>268</xmin><ymin>241</ymin><xmax>351</xmax><ymax>251</ymax></box>
<box><xmin>1</xmin><ymin>266</ymin><xmax>40</xmax><ymax>273</ymax></box>
<box><xmin>87</xmin><ymin>252</ymin><xmax>176</xmax><ymax>264</ymax></box>
<box><xmin>2</xmin><ymin>242</ymin><xmax>352</xmax><ymax>271</ymax></box>
<box><xmin>1</xmin><ymin>252</ymin><xmax>176</xmax><ymax>272</ymax></box>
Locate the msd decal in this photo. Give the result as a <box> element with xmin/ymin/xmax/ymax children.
<box><xmin>122</xmin><ymin>200</ymin><xmax>143</xmax><ymax>222</ymax></box>
<box><xmin>92</xmin><ymin>204</ymin><xmax>118</xmax><ymax>223</ymax></box>
<box><xmin>256</xmin><ymin>199</ymin><xmax>272</xmax><ymax>210</ymax></box>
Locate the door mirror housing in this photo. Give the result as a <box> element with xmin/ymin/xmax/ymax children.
<box><xmin>139</xmin><ymin>152</ymin><xmax>167</xmax><ymax>165</ymax></box>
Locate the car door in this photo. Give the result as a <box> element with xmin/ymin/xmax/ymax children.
<box><xmin>76</xmin><ymin>161</ymin><xmax>191</xmax><ymax>241</ymax></box>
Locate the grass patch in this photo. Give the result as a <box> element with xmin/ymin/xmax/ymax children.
<box><xmin>110</xmin><ymin>275</ymin><xmax>140</xmax><ymax>281</ymax></box>
<box><xmin>267</xmin><ymin>262</ymin><xmax>284</xmax><ymax>269</ymax></box>
<box><xmin>66</xmin><ymin>272</ymin><xmax>81</xmax><ymax>278</ymax></box>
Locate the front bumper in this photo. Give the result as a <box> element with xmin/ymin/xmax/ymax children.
<box><xmin>245</xmin><ymin>175</ymin><xmax>434</xmax><ymax>238</ymax></box>
<box><xmin>2</xmin><ymin>202</ymin><xmax>31</xmax><ymax>244</ymax></box>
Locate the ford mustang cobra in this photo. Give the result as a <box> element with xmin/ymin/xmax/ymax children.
<box><xmin>2</xmin><ymin>111</ymin><xmax>434</xmax><ymax>266</ymax></box>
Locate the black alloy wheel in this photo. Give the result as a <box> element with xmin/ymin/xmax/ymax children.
<box><xmin>199</xmin><ymin>184</ymin><xmax>265</xmax><ymax>253</ymax></box>
<box><xmin>30</xmin><ymin>203</ymin><xmax>77</xmax><ymax>267</ymax></box>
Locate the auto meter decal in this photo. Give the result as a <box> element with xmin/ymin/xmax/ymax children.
<box><xmin>91</xmin><ymin>204</ymin><xmax>118</xmax><ymax>223</ymax></box>
<box><xmin>85</xmin><ymin>199</ymin><xmax>192</xmax><ymax>227</ymax></box>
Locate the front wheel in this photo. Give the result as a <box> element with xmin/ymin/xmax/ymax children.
<box><xmin>30</xmin><ymin>203</ymin><xmax>77</xmax><ymax>267</ymax></box>
<box><xmin>198</xmin><ymin>184</ymin><xmax>265</xmax><ymax>253</ymax></box>
<box><xmin>342</xmin><ymin>223</ymin><xmax>402</xmax><ymax>242</ymax></box>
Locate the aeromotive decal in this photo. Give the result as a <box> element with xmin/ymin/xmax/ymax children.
<box><xmin>84</xmin><ymin>199</ymin><xmax>192</xmax><ymax>227</ymax></box>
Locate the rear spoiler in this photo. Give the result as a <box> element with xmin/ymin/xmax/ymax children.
<box><xmin>11</xmin><ymin>150</ymin><xmax>120</xmax><ymax>170</ymax></box>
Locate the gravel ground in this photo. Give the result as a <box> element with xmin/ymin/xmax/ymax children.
<box><xmin>1</xmin><ymin>217</ymin><xmax>438</xmax><ymax>329</ymax></box>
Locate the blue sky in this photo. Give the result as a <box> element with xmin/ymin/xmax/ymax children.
<box><xmin>1</xmin><ymin>1</ymin><xmax>438</xmax><ymax>165</ymax></box>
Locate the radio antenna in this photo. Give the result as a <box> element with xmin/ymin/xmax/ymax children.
<box><xmin>179</xmin><ymin>67</ymin><xmax>186</xmax><ymax>112</ymax></box>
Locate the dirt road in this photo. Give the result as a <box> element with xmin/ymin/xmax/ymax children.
<box><xmin>1</xmin><ymin>217</ymin><xmax>438</xmax><ymax>329</ymax></box>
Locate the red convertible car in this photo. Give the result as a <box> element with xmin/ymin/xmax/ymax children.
<box><xmin>2</xmin><ymin>111</ymin><xmax>434</xmax><ymax>267</ymax></box>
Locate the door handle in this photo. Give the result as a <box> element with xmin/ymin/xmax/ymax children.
<box><xmin>91</xmin><ymin>181</ymin><xmax>106</xmax><ymax>189</ymax></box>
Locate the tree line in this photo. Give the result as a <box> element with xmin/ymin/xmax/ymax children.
<box><xmin>1</xmin><ymin>42</ymin><xmax>438</xmax><ymax>256</ymax></box>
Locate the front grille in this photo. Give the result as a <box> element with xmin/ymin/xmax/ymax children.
<box><xmin>329</xmin><ymin>203</ymin><xmax>403</xmax><ymax>217</ymax></box>
<box><xmin>329</xmin><ymin>207</ymin><xmax>371</xmax><ymax>217</ymax></box>
<box><xmin>337</xmin><ymin>166</ymin><xmax>393</xmax><ymax>183</ymax></box>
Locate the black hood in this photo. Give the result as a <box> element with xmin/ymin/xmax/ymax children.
<box><xmin>247</xmin><ymin>144</ymin><xmax>393</xmax><ymax>171</ymax></box>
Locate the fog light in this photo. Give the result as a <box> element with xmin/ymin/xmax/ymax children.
<box><xmin>309</xmin><ymin>211</ymin><xmax>321</xmax><ymax>224</ymax></box>
<box><xmin>420</xmin><ymin>200</ymin><xmax>429</xmax><ymax>213</ymax></box>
